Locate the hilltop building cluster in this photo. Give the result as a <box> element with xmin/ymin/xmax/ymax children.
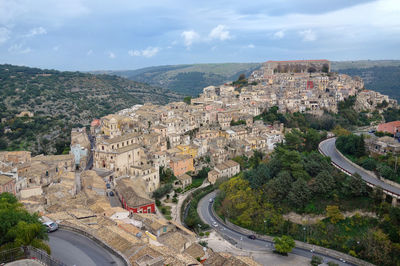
<box><xmin>234</xmin><ymin>60</ymin><xmax>392</xmax><ymax>114</ymax></box>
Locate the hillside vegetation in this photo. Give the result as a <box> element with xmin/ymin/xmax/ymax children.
<box><xmin>97</xmin><ymin>63</ymin><xmax>261</xmax><ymax>96</ymax></box>
<box><xmin>0</xmin><ymin>64</ymin><xmax>180</xmax><ymax>154</ymax></box>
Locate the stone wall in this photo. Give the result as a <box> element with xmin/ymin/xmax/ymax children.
<box><xmin>59</xmin><ymin>224</ymin><xmax>130</xmax><ymax>266</ymax></box>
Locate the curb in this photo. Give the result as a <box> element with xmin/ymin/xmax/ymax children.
<box><xmin>58</xmin><ymin>224</ymin><xmax>131</xmax><ymax>266</ymax></box>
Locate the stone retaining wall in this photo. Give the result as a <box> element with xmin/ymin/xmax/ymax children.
<box><xmin>59</xmin><ymin>224</ymin><xmax>130</xmax><ymax>266</ymax></box>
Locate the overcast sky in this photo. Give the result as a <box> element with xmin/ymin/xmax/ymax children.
<box><xmin>0</xmin><ymin>0</ymin><xmax>399</xmax><ymax>71</ymax></box>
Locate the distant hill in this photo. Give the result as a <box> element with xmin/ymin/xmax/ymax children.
<box><xmin>0</xmin><ymin>64</ymin><xmax>181</xmax><ymax>155</ymax></box>
<box><xmin>94</xmin><ymin>63</ymin><xmax>261</xmax><ymax>96</ymax></box>
<box><xmin>101</xmin><ymin>60</ymin><xmax>400</xmax><ymax>101</ymax></box>
<box><xmin>331</xmin><ymin>60</ymin><xmax>400</xmax><ymax>70</ymax></box>
<box><xmin>332</xmin><ymin>60</ymin><xmax>400</xmax><ymax>102</ymax></box>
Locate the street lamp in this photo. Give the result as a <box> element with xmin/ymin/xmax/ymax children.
<box><xmin>303</xmin><ymin>227</ymin><xmax>306</xmax><ymax>242</ymax></box>
<box><xmin>240</xmin><ymin>236</ymin><xmax>243</xmax><ymax>249</ymax></box>
<box><xmin>264</xmin><ymin>220</ymin><xmax>266</xmax><ymax>234</ymax></box>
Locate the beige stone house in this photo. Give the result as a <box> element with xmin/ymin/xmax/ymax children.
<box><xmin>175</xmin><ymin>173</ymin><xmax>192</xmax><ymax>189</ymax></box>
<box><xmin>208</xmin><ymin>160</ymin><xmax>240</xmax><ymax>184</ymax></box>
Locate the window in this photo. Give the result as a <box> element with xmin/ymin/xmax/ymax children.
<box><xmin>102</xmin><ymin>146</ymin><xmax>104</xmax><ymax>150</ymax></box>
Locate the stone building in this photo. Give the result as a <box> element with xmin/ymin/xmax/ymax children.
<box><xmin>0</xmin><ymin>175</ymin><xmax>16</xmax><ymax>195</ymax></box>
<box><xmin>169</xmin><ymin>155</ymin><xmax>194</xmax><ymax>177</ymax></box>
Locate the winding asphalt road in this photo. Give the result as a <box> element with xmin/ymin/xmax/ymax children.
<box><xmin>198</xmin><ymin>191</ymin><xmax>352</xmax><ymax>266</ymax></box>
<box><xmin>48</xmin><ymin>229</ymin><xmax>125</xmax><ymax>266</ymax></box>
<box><xmin>319</xmin><ymin>137</ymin><xmax>400</xmax><ymax>197</ymax></box>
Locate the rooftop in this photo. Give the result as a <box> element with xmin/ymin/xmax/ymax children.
<box><xmin>0</xmin><ymin>174</ymin><xmax>13</xmax><ymax>185</ymax></box>
<box><xmin>115</xmin><ymin>179</ymin><xmax>153</xmax><ymax>208</ymax></box>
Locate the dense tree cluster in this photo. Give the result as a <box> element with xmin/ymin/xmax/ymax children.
<box><xmin>254</xmin><ymin>103</ymin><xmax>381</xmax><ymax>133</ymax></box>
<box><xmin>215</xmin><ymin>129</ymin><xmax>400</xmax><ymax>265</ymax></box>
<box><xmin>0</xmin><ymin>193</ymin><xmax>50</xmax><ymax>254</ymax></box>
<box><xmin>337</xmin><ymin>133</ymin><xmax>400</xmax><ymax>183</ymax></box>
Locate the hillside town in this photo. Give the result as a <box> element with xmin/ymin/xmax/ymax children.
<box><xmin>1</xmin><ymin>59</ymin><xmax>399</xmax><ymax>265</ymax></box>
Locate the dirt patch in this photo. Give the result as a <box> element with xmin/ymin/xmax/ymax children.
<box><xmin>283</xmin><ymin>210</ymin><xmax>377</xmax><ymax>225</ymax></box>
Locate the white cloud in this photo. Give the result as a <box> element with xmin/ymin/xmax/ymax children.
<box><xmin>87</xmin><ymin>49</ymin><xmax>93</xmax><ymax>55</ymax></box>
<box><xmin>128</xmin><ymin>47</ymin><xmax>159</xmax><ymax>58</ymax></box>
<box><xmin>26</xmin><ymin>27</ymin><xmax>47</xmax><ymax>37</ymax></box>
<box><xmin>299</xmin><ymin>29</ymin><xmax>316</xmax><ymax>41</ymax></box>
<box><xmin>108</xmin><ymin>52</ymin><xmax>115</xmax><ymax>59</ymax></box>
<box><xmin>8</xmin><ymin>43</ymin><xmax>31</xmax><ymax>54</ymax></box>
<box><xmin>247</xmin><ymin>44</ymin><xmax>255</xmax><ymax>48</ymax></box>
<box><xmin>141</xmin><ymin>47</ymin><xmax>159</xmax><ymax>58</ymax></box>
<box><xmin>128</xmin><ymin>50</ymin><xmax>140</xmax><ymax>56</ymax></box>
<box><xmin>272</xmin><ymin>30</ymin><xmax>285</xmax><ymax>39</ymax></box>
<box><xmin>0</xmin><ymin>27</ymin><xmax>10</xmax><ymax>44</ymax></box>
<box><xmin>209</xmin><ymin>25</ymin><xmax>232</xmax><ymax>41</ymax></box>
<box><xmin>181</xmin><ymin>30</ymin><xmax>200</xmax><ymax>47</ymax></box>
<box><xmin>53</xmin><ymin>45</ymin><xmax>59</xmax><ymax>51</ymax></box>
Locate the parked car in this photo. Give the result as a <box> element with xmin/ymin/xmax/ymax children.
<box><xmin>209</xmin><ymin>198</ymin><xmax>214</xmax><ymax>203</ymax></box>
<box><xmin>109</xmin><ymin>191</ymin><xmax>114</xmax><ymax>196</ymax></box>
<box><xmin>106</xmin><ymin>183</ymin><xmax>111</xmax><ymax>189</ymax></box>
<box><xmin>248</xmin><ymin>235</ymin><xmax>256</xmax><ymax>240</ymax></box>
<box><xmin>43</xmin><ymin>221</ymin><xmax>58</xmax><ymax>232</ymax></box>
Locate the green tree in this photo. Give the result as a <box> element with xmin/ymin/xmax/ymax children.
<box><xmin>183</xmin><ymin>96</ymin><xmax>192</xmax><ymax>105</ymax></box>
<box><xmin>284</xmin><ymin>129</ymin><xmax>304</xmax><ymax>151</ymax></box>
<box><xmin>288</xmin><ymin>178</ymin><xmax>311</xmax><ymax>209</ymax></box>
<box><xmin>304</xmin><ymin>128</ymin><xmax>324</xmax><ymax>152</ymax></box>
<box><xmin>310</xmin><ymin>255</ymin><xmax>323</xmax><ymax>266</ymax></box>
<box><xmin>348</xmin><ymin>173</ymin><xmax>368</xmax><ymax>197</ymax></box>
<box><xmin>311</xmin><ymin>171</ymin><xmax>336</xmax><ymax>197</ymax></box>
<box><xmin>244</xmin><ymin>164</ymin><xmax>270</xmax><ymax>189</ymax></box>
<box><xmin>0</xmin><ymin>193</ymin><xmax>50</xmax><ymax>254</ymax></box>
<box><xmin>274</xmin><ymin>235</ymin><xmax>295</xmax><ymax>255</ymax></box>
<box><xmin>152</xmin><ymin>184</ymin><xmax>173</xmax><ymax>199</ymax></box>
<box><xmin>336</xmin><ymin>134</ymin><xmax>366</xmax><ymax>158</ymax></box>
<box><xmin>303</xmin><ymin>152</ymin><xmax>331</xmax><ymax>177</ymax></box>
<box><xmin>265</xmin><ymin>171</ymin><xmax>292</xmax><ymax>203</ymax></box>
<box><xmin>361</xmin><ymin>157</ymin><xmax>377</xmax><ymax>171</ymax></box>
<box><xmin>360</xmin><ymin>229</ymin><xmax>392</xmax><ymax>266</ymax></box>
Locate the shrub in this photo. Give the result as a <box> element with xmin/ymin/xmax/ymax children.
<box><xmin>152</xmin><ymin>183</ymin><xmax>173</xmax><ymax>199</ymax></box>
<box><xmin>327</xmin><ymin>262</ymin><xmax>339</xmax><ymax>266</ymax></box>
<box><xmin>273</xmin><ymin>235</ymin><xmax>295</xmax><ymax>255</ymax></box>
<box><xmin>310</xmin><ymin>255</ymin><xmax>323</xmax><ymax>266</ymax></box>
<box><xmin>199</xmin><ymin>241</ymin><xmax>208</xmax><ymax>247</ymax></box>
